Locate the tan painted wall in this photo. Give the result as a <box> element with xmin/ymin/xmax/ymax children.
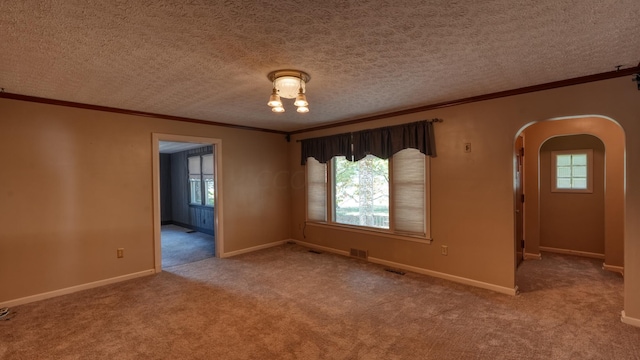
<box><xmin>289</xmin><ymin>77</ymin><xmax>640</xmax><ymax>319</ymax></box>
<box><xmin>0</xmin><ymin>99</ymin><xmax>291</xmax><ymax>303</ymax></box>
<box><xmin>522</xmin><ymin>118</ymin><xmax>624</xmax><ymax>267</ymax></box>
<box><xmin>539</xmin><ymin>135</ymin><xmax>605</xmax><ymax>255</ymax></box>
<box><xmin>2</xmin><ymin>76</ymin><xmax>640</xmax><ymax>322</ymax></box>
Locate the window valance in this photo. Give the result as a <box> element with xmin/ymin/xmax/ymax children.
<box><xmin>300</xmin><ymin>133</ymin><xmax>352</xmax><ymax>165</ymax></box>
<box><xmin>300</xmin><ymin>119</ymin><xmax>438</xmax><ymax>165</ymax></box>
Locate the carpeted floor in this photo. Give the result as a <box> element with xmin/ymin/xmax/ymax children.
<box><xmin>1</xmin><ymin>245</ymin><xmax>638</xmax><ymax>359</ymax></box>
<box><xmin>161</xmin><ymin>224</ymin><xmax>215</xmax><ymax>268</ymax></box>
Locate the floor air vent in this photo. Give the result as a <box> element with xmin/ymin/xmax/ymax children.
<box><xmin>350</xmin><ymin>248</ymin><xmax>368</xmax><ymax>260</ymax></box>
<box><xmin>385</xmin><ymin>268</ymin><xmax>406</xmax><ymax>275</ymax></box>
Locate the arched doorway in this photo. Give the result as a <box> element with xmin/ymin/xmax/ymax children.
<box><xmin>514</xmin><ymin>116</ymin><xmax>625</xmax><ymax>287</ymax></box>
<box><xmin>538</xmin><ymin>134</ymin><xmax>605</xmax><ymax>258</ymax></box>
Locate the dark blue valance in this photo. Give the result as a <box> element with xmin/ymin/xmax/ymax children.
<box><xmin>300</xmin><ymin>120</ymin><xmax>437</xmax><ymax>165</ymax></box>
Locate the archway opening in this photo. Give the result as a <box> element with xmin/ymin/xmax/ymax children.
<box><xmin>514</xmin><ymin>116</ymin><xmax>625</xmax><ymax>293</ymax></box>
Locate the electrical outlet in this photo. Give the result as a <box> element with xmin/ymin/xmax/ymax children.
<box><xmin>117</xmin><ymin>248</ymin><xmax>124</xmax><ymax>258</ymax></box>
<box><xmin>441</xmin><ymin>245</ymin><xmax>448</xmax><ymax>256</ymax></box>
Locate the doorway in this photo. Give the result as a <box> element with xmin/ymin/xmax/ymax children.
<box><xmin>152</xmin><ymin>134</ymin><xmax>224</xmax><ymax>273</ymax></box>
<box><xmin>514</xmin><ymin>116</ymin><xmax>625</xmax><ymax>289</ymax></box>
<box><xmin>538</xmin><ymin>135</ymin><xmax>605</xmax><ymax>258</ymax></box>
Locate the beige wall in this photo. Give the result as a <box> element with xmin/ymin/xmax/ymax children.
<box><xmin>0</xmin><ymin>99</ymin><xmax>291</xmax><ymax>303</ymax></box>
<box><xmin>289</xmin><ymin>77</ymin><xmax>640</xmax><ymax>319</ymax></box>
<box><xmin>2</xmin><ymin>76</ymin><xmax>640</xmax><ymax>322</ymax></box>
<box><xmin>522</xmin><ymin>118</ymin><xmax>624</xmax><ymax>267</ymax></box>
<box><xmin>539</xmin><ymin>135</ymin><xmax>605</xmax><ymax>255</ymax></box>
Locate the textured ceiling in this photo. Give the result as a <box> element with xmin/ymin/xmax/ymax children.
<box><xmin>1</xmin><ymin>1</ymin><xmax>639</xmax><ymax>132</ymax></box>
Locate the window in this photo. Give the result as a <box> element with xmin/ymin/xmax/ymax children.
<box><xmin>307</xmin><ymin>148</ymin><xmax>428</xmax><ymax>238</ymax></box>
<box><xmin>188</xmin><ymin>154</ymin><xmax>215</xmax><ymax>206</ymax></box>
<box><xmin>333</xmin><ymin>154</ymin><xmax>389</xmax><ymax>228</ymax></box>
<box><xmin>301</xmin><ymin>119</ymin><xmax>436</xmax><ymax>240</ymax></box>
<box><xmin>552</xmin><ymin>149</ymin><xmax>593</xmax><ymax>193</ymax></box>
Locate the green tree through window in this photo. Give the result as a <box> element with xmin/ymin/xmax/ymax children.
<box><xmin>334</xmin><ymin>155</ymin><xmax>389</xmax><ymax>228</ymax></box>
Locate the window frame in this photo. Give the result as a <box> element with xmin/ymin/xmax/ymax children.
<box><xmin>551</xmin><ymin>149</ymin><xmax>593</xmax><ymax>193</ymax></box>
<box><xmin>305</xmin><ymin>151</ymin><xmax>431</xmax><ymax>244</ymax></box>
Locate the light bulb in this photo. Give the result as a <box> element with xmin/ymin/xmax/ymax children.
<box><xmin>296</xmin><ymin>106</ymin><xmax>309</xmax><ymax>113</ymax></box>
<box><xmin>272</xmin><ymin>106</ymin><xmax>285</xmax><ymax>113</ymax></box>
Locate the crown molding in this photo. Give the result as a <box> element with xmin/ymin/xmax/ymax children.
<box><xmin>289</xmin><ymin>64</ymin><xmax>640</xmax><ymax>135</ymax></box>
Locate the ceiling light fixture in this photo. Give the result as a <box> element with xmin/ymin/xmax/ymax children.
<box><xmin>267</xmin><ymin>70</ymin><xmax>311</xmax><ymax>113</ymax></box>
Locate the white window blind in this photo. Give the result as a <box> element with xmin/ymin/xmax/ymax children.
<box><xmin>306</xmin><ymin>157</ymin><xmax>327</xmax><ymax>222</ymax></box>
<box><xmin>202</xmin><ymin>154</ymin><xmax>214</xmax><ymax>176</ymax></box>
<box><xmin>392</xmin><ymin>148</ymin><xmax>426</xmax><ymax>235</ymax></box>
<box><xmin>188</xmin><ymin>156</ymin><xmax>201</xmax><ymax>175</ymax></box>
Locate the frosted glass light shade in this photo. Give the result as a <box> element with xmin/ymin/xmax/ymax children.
<box><xmin>267</xmin><ymin>70</ymin><xmax>311</xmax><ymax>113</ymax></box>
<box><xmin>275</xmin><ymin>76</ymin><xmax>305</xmax><ymax>99</ymax></box>
<box><xmin>294</xmin><ymin>92</ymin><xmax>308</xmax><ymax>107</ymax></box>
<box><xmin>267</xmin><ymin>94</ymin><xmax>282</xmax><ymax>107</ymax></box>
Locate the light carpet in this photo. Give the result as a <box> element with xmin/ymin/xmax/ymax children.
<box><xmin>161</xmin><ymin>224</ymin><xmax>215</xmax><ymax>268</ymax></box>
<box><xmin>1</xmin><ymin>245</ymin><xmax>638</xmax><ymax>359</ymax></box>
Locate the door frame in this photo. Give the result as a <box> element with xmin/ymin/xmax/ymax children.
<box><xmin>152</xmin><ymin>133</ymin><xmax>224</xmax><ymax>273</ymax></box>
<box><xmin>514</xmin><ymin>134</ymin><xmax>524</xmax><ymax>268</ymax></box>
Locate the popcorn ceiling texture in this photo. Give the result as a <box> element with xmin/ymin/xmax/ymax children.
<box><xmin>0</xmin><ymin>0</ymin><xmax>639</xmax><ymax>131</ymax></box>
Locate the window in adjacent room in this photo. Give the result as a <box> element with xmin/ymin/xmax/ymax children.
<box><xmin>188</xmin><ymin>154</ymin><xmax>215</xmax><ymax>206</ymax></box>
<box><xmin>551</xmin><ymin>149</ymin><xmax>593</xmax><ymax>193</ymax></box>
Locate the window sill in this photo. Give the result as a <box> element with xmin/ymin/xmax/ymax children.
<box><xmin>189</xmin><ymin>204</ymin><xmax>214</xmax><ymax>209</ymax></box>
<box><xmin>305</xmin><ymin>221</ymin><xmax>432</xmax><ymax>245</ymax></box>
<box><xmin>550</xmin><ymin>189</ymin><xmax>593</xmax><ymax>194</ymax></box>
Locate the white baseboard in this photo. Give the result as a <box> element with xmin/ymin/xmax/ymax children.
<box><xmin>220</xmin><ymin>240</ymin><xmax>287</xmax><ymax>258</ymax></box>
<box><xmin>539</xmin><ymin>246</ymin><xmax>604</xmax><ymax>259</ymax></box>
<box><xmin>603</xmin><ymin>263</ymin><xmax>624</xmax><ymax>276</ymax></box>
<box><xmin>293</xmin><ymin>240</ymin><xmax>517</xmax><ymax>296</ymax></box>
<box><xmin>524</xmin><ymin>252</ymin><xmax>542</xmax><ymax>260</ymax></box>
<box><xmin>621</xmin><ymin>311</ymin><xmax>640</xmax><ymax>328</ymax></box>
<box><xmin>368</xmin><ymin>256</ymin><xmax>517</xmax><ymax>295</ymax></box>
<box><xmin>0</xmin><ymin>269</ymin><xmax>155</xmax><ymax>308</ymax></box>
